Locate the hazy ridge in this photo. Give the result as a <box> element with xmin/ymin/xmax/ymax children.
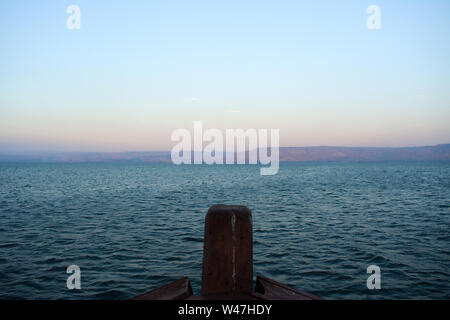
<box><xmin>1</xmin><ymin>144</ymin><xmax>449</xmax><ymax>163</ymax></box>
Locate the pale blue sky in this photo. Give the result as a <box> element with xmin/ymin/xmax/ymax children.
<box><xmin>0</xmin><ymin>0</ymin><xmax>449</xmax><ymax>151</ymax></box>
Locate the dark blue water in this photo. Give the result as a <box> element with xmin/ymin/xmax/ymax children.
<box><xmin>0</xmin><ymin>162</ymin><xmax>449</xmax><ymax>299</ymax></box>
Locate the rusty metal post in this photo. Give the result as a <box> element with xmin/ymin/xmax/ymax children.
<box><xmin>201</xmin><ymin>205</ymin><xmax>253</xmax><ymax>297</ymax></box>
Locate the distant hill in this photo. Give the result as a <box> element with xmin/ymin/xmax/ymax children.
<box><xmin>0</xmin><ymin>151</ymin><xmax>173</xmax><ymax>163</ymax></box>
<box><xmin>0</xmin><ymin>144</ymin><xmax>449</xmax><ymax>163</ymax></box>
<box><xmin>278</xmin><ymin>144</ymin><xmax>450</xmax><ymax>162</ymax></box>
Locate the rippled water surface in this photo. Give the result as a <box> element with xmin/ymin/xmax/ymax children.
<box><xmin>0</xmin><ymin>162</ymin><xmax>449</xmax><ymax>299</ymax></box>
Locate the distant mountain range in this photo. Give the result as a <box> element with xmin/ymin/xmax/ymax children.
<box><xmin>278</xmin><ymin>144</ymin><xmax>450</xmax><ymax>162</ymax></box>
<box><xmin>1</xmin><ymin>144</ymin><xmax>449</xmax><ymax>163</ymax></box>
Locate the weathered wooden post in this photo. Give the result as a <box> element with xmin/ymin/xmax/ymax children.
<box><xmin>132</xmin><ymin>205</ymin><xmax>321</xmax><ymax>300</ymax></box>
<box><xmin>201</xmin><ymin>205</ymin><xmax>253</xmax><ymax>298</ymax></box>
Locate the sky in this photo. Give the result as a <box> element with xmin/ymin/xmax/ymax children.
<box><xmin>0</xmin><ymin>0</ymin><xmax>449</xmax><ymax>152</ymax></box>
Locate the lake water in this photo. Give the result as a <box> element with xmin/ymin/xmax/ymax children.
<box><xmin>0</xmin><ymin>162</ymin><xmax>449</xmax><ymax>299</ymax></box>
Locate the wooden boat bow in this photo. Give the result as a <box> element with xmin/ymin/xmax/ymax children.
<box><xmin>132</xmin><ymin>205</ymin><xmax>321</xmax><ymax>300</ymax></box>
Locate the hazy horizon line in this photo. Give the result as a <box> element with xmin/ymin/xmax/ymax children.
<box><xmin>1</xmin><ymin>143</ymin><xmax>449</xmax><ymax>155</ymax></box>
